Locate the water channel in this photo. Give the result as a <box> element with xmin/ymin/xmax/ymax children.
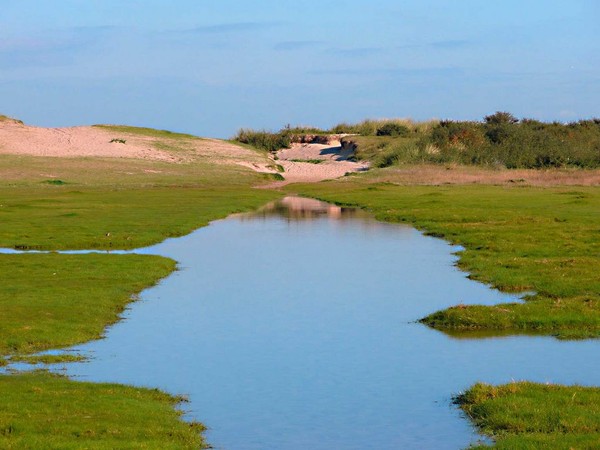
<box><xmin>15</xmin><ymin>197</ymin><xmax>600</xmax><ymax>449</ymax></box>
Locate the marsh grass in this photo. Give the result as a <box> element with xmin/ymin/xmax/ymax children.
<box><xmin>0</xmin><ymin>371</ymin><xmax>206</xmax><ymax>449</ymax></box>
<box><xmin>8</xmin><ymin>354</ymin><xmax>87</xmax><ymax>365</ymax></box>
<box><xmin>0</xmin><ymin>186</ymin><xmax>279</xmax><ymax>250</ymax></box>
<box><xmin>457</xmin><ymin>382</ymin><xmax>600</xmax><ymax>449</ymax></box>
<box><xmin>290</xmin><ymin>182</ymin><xmax>600</xmax><ymax>338</ymax></box>
<box><xmin>0</xmin><ymin>253</ymin><xmax>176</xmax><ymax>356</ymax></box>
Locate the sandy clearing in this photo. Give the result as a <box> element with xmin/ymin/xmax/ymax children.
<box><xmin>273</xmin><ymin>141</ymin><xmax>369</xmax><ymax>184</ymax></box>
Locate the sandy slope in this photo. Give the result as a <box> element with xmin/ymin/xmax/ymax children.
<box><xmin>0</xmin><ymin>118</ymin><xmax>273</xmax><ymax>170</ymax></box>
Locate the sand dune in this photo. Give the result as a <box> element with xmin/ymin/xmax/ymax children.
<box><xmin>0</xmin><ymin>117</ymin><xmax>367</xmax><ymax>183</ymax></box>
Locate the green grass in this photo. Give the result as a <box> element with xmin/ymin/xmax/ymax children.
<box><xmin>93</xmin><ymin>125</ymin><xmax>197</xmax><ymax>140</ymax></box>
<box><xmin>0</xmin><ymin>253</ymin><xmax>175</xmax><ymax>357</ymax></box>
<box><xmin>457</xmin><ymin>382</ymin><xmax>600</xmax><ymax>449</ymax></box>
<box><xmin>342</xmin><ymin>135</ymin><xmax>421</xmax><ymax>167</ymax></box>
<box><xmin>0</xmin><ymin>153</ymin><xmax>272</xmax><ymax>189</ymax></box>
<box><xmin>0</xmin><ymin>371</ymin><xmax>206</xmax><ymax>449</ymax></box>
<box><xmin>289</xmin><ymin>181</ymin><xmax>600</xmax><ymax>338</ymax></box>
<box><xmin>0</xmin><ymin>186</ymin><xmax>280</xmax><ymax>250</ymax></box>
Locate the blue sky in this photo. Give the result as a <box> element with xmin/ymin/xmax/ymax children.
<box><xmin>1</xmin><ymin>1</ymin><xmax>598</xmax><ymax>137</ymax></box>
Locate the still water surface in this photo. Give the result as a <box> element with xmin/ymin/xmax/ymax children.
<box><xmin>58</xmin><ymin>197</ymin><xmax>599</xmax><ymax>449</ymax></box>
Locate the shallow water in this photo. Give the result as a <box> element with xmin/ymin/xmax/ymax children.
<box><xmin>43</xmin><ymin>197</ymin><xmax>600</xmax><ymax>449</ymax></box>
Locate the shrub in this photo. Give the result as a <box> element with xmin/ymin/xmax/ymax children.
<box><xmin>484</xmin><ymin>111</ymin><xmax>519</xmax><ymax>125</ymax></box>
<box><xmin>376</xmin><ymin>122</ymin><xmax>410</xmax><ymax>137</ymax></box>
<box><xmin>234</xmin><ymin>129</ymin><xmax>292</xmax><ymax>152</ymax></box>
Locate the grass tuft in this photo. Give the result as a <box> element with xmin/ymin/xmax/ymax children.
<box><xmin>456</xmin><ymin>382</ymin><xmax>600</xmax><ymax>449</ymax></box>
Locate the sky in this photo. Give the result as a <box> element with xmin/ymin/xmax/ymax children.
<box><xmin>1</xmin><ymin>0</ymin><xmax>599</xmax><ymax>138</ymax></box>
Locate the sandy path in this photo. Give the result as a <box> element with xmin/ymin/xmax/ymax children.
<box><xmin>274</xmin><ymin>141</ymin><xmax>369</xmax><ymax>184</ymax></box>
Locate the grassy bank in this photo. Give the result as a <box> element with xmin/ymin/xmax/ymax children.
<box><xmin>457</xmin><ymin>382</ymin><xmax>600</xmax><ymax>449</ymax></box>
<box><xmin>0</xmin><ymin>185</ymin><xmax>279</xmax><ymax>250</ymax></box>
<box><xmin>0</xmin><ymin>253</ymin><xmax>175</xmax><ymax>356</ymax></box>
<box><xmin>289</xmin><ymin>181</ymin><xmax>600</xmax><ymax>338</ymax></box>
<box><xmin>0</xmin><ymin>371</ymin><xmax>206</xmax><ymax>449</ymax></box>
<box><xmin>0</xmin><ymin>129</ymin><xmax>282</xmax><ymax>447</ymax></box>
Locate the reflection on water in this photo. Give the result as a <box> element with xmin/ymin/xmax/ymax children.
<box><xmin>241</xmin><ymin>196</ymin><xmax>368</xmax><ymax>221</ymax></box>
<box><xmin>32</xmin><ymin>196</ymin><xmax>600</xmax><ymax>450</ymax></box>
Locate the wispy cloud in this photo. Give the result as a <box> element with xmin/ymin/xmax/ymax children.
<box><xmin>0</xmin><ymin>26</ymin><xmax>118</xmax><ymax>69</ymax></box>
<box><xmin>309</xmin><ymin>66</ymin><xmax>464</xmax><ymax>78</ymax></box>
<box><xmin>326</xmin><ymin>47</ymin><xmax>384</xmax><ymax>57</ymax></box>
<box><xmin>274</xmin><ymin>40</ymin><xmax>324</xmax><ymax>51</ymax></box>
<box><xmin>395</xmin><ymin>39</ymin><xmax>474</xmax><ymax>51</ymax></box>
<box><xmin>429</xmin><ymin>39</ymin><xmax>472</xmax><ymax>49</ymax></box>
<box><xmin>177</xmin><ymin>22</ymin><xmax>282</xmax><ymax>35</ymax></box>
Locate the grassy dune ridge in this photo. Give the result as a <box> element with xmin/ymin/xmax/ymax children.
<box><xmin>236</xmin><ymin>114</ymin><xmax>600</xmax><ymax>169</ymax></box>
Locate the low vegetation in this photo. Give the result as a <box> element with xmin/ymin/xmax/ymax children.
<box><xmin>236</xmin><ymin>113</ymin><xmax>600</xmax><ymax>169</ymax></box>
<box><xmin>93</xmin><ymin>124</ymin><xmax>197</xmax><ymax>140</ymax></box>
<box><xmin>0</xmin><ymin>371</ymin><xmax>206</xmax><ymax>449</ymax></box>
<box><xmin>341</xmin><ymin>135</ymin><xmax>421</xmax><ymax>168</ymax></box>
<box><xmin>8</xmin><ymin>354</ymin><xmax>86</xmax><ymax>365</ymax></box>
<box><xmin>0</xmin><ymin>253</ymin><xmax>175</xmax><ymax>357</ymax></box>
<box><xmin>289</xmin><ymin>181</ymin><xmax>600</xmax><ymax>338</ymax></box>
<box><xmin>234</xmin><ymin>125</ymin><xmax>330</xmax><ymax>153</ymax></box>
<box><xmin>457</xmin><ymin>382</ymin><xmax>600</xmax><ymax>449</ymax></box>
<box><xmin>0</xmin><ymin>185</ymin><xmax>280</xmax><ymax>250</ymax></box>
<box><xmin>0</xmin><ymin>114</ymin><xmax>24</xmax><ymax>124</ymax></box>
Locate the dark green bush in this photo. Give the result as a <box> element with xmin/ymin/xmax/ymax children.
<box><xmin>421</xmin><ymin>114</ymin><xmax>600</xmax><ymax>169</ymax></box>
<box><xmin>376</xmin><ymin>122</ymin><xmax>410</xmax><ymax>137</ymax></box>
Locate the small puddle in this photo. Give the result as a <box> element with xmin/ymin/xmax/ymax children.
<box><xmin>4</xmin><ymin>197</ymin><xmax>599</xmax><ymax>449</ymax></box>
